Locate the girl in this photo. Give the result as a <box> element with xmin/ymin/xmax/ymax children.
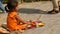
<box><xmin>6</xmin><ymin>0</ymin><xmax>28</xmax><ymax>32</ymax></box>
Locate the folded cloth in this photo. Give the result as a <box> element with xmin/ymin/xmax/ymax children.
<box><xmin>0</xmin><ymin>26</ymin><xmax>9</xmax><ymax>33</ymax></box>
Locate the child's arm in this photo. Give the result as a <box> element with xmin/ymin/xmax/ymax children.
<box><xmin>15</xmin><ymin>15</ymin><xmax>28</xmax><ymax>24</ymax></box>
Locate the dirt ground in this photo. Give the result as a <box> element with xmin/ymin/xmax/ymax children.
<box><xmin>0</xmin><ymin>1</ymin><xmax>60</xmax><ymax>34</ymax></box>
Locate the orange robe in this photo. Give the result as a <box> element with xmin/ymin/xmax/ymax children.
<box><xmin>7</xmin><ymin>11</ymin><xmax>26</xmax><ymax>31</ymax></box>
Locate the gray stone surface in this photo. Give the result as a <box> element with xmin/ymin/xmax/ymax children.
<box><xmin>0</xmin><ymin>1</ymin><xmax>60</xmax><ymax>34</ymax></box>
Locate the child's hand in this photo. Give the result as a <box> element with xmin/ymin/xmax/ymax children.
<box><xmin>26</xmin><ymin>21</ymin><xmax>31</xmax><ymax>24</ymax></box>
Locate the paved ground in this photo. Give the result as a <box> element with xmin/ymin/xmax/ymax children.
<box><xmin>0</xmin><ymin>1</ymin><xmax>60</xmax><ymax>34</ymax></box>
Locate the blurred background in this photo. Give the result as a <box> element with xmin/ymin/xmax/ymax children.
<box><xmin>3</xmin><ymin>0</ymin><xmax>51</xmax><ymax>4</ymax></box>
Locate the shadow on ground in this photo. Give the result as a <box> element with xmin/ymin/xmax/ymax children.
<box><xmin>18</xmin><ymin>8</ymin><xmax>49</xmax><ymax>14</ymax></box>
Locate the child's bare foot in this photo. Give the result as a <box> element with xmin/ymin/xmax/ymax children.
<box><xmin>19</xmin><ymin>29</ymin><xmax>24</xmax><ymax>33</ymax></box>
